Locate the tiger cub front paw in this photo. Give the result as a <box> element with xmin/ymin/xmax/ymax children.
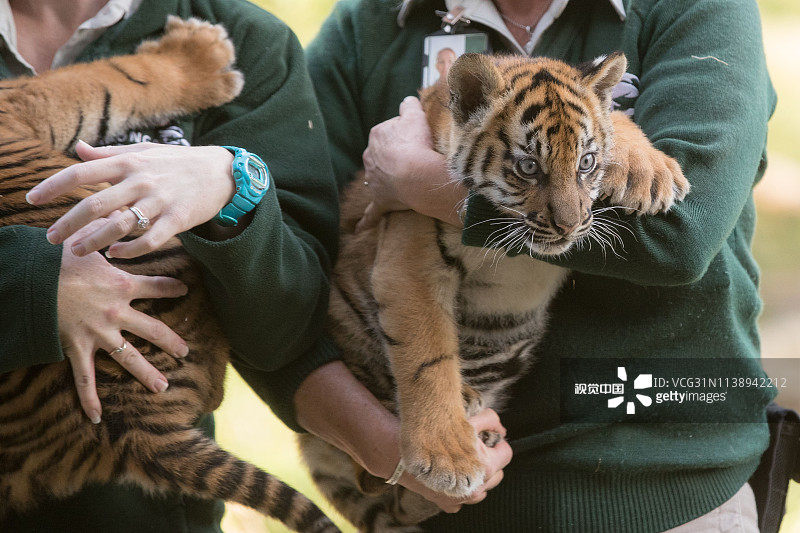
<box><xmin>601</xmin><ymin>111</ymin><xmax>690</xmax><ymax>215</ymax></box>
<box><xmin>402</xmin><ymin>417</ymin><xmax>484</xmax><ymax>497</ymax></box>
<box><xmin>137</xmin><ymin>16</ymin><xmax>244</xmax><ymax>108</ymax></box>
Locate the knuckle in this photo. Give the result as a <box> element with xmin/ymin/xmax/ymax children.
<box><xmin>118</xmin><ymin>349</ymin><xmax>139</xmax><ymax>367</ymax></box>
<box><xmin>113</xmin><ymin>214</ymin><xmax>131</xmax><ymax>235</ymax></box>
<box><xmin>74</xmin><ymin>373</ymin><xmax>93</xmax><ymax>388</ymax></box>
<box><xmin>103</xmin><ymin>305</ymin><xmax>122</xmax><ymax>323</ymax></box>
<box><xmin>147</xmin><ymin>321</ymin><xmax>169</xmax><ymax>343</ymax></box>
<box><xmin>84</xmin><ymin>194</ymin><xmax>106</xmax><ymax>217</ymax></box>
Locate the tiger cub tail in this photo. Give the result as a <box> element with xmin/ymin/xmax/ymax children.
<box><xmin>127</xmin><ymin>429</ymin><xmax>339</xmax><ymax>533</ymax></box>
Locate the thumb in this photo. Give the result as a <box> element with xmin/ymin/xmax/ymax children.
<box><xmin>398</xmin><ymin>95</ymin><xmax>424</xmax><ymax>117</ymax></box>
<box><xmin>355</xmin><ymin>202</ymin><xmax>383</xmax><ymax>233</ymax></box>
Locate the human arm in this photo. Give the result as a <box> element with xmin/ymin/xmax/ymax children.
<box><xmin>0</xmin><ymin>223</ymin><xmax>191</xmax><ymax>422</ymax></box>
<box><xmin>294</xmin><ymin>361</ymin><xmax>512</xmax><ymax>512</ymax></box>
<box><xmin>357</xmin><ymin>96</ymin><xmax>467</xmax><ymax>231</ymax></box>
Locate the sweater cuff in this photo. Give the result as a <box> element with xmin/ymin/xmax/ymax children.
<box><xmin>232</xmin><ymin>334</ymin><xmax>342</xmax><ymax>433</ymax></box>
<box><xmin>15</xmin><ymin>232</ymin><xmax>65</xmax><ymax>368</ymax></box>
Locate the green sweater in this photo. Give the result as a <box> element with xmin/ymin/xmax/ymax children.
<box><xmin>304</xmin><ymin>0</ymin><xmax>777</xmax><ymax>531</ymax></box>
<box><xmin>0</xmin><ymin>1</ymin><xmax>339</xmax><ymax>531</ymax></box>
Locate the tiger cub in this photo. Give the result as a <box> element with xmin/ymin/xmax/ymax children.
<box><xmin>299</xmin><ymin>52</ymin><xmax>690</xmax><ymax>531</ymax></box>
<box><xmin>0</xmin><ymin>17</ymin><xmax>338</xmax><ymax>533</ymax></box>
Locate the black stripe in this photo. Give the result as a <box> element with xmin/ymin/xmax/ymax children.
<box><xmin>109</xmin><ymin>61</ymin><xmax>149</xmax><ymax>85</ymax></box>
<box><xmin>245</xmin><ymin>468</ymin><xmax>269</xmax><ymax>508</ymax></box>
<box><xmin>412</xmin><ymin>354</ymin><xmax>452</xmax><ymax>382</ymax></box>
<box><xmin>269</xmin><ymin>481</ymin><xmax>296</xmax><ymax>524</ymax></box>
<box><xmin>215</xmin><ymin>459</ymin><xmax>245</xmax><ymax>499</ymax></box>
<box><xmin>97</xmin><ymin>90</ymin><xmax>112</xmax><ymax>141</ymax></box>
<box><xmin>435</xmin><ymin>220</ymin><xmax>467</xmax><ymax>279</ymax></box>
<box><xmin>521</xmin><ymin>103</ymin><xmax>544</xmax><ymax>124</ymax></box>
<box><xmin>66</xmin><ymin>111</ymin><xmax>85</xmax><ymax>151</ymax></box>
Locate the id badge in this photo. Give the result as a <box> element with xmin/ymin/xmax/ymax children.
<box><xmin>421</xmin><ymin>30</ymin><xmax>490</xmax><ymax>88</ymax></box>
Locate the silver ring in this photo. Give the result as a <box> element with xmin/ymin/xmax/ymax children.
<box><xmin>129</xmin><ymin>206</ymin><xmax>149</xmax><ymax>230</ymax></box>
<box><xmin>109</xmin><ymin>341</ymin><xmax>127</xmax><ymax>355</ymax></box>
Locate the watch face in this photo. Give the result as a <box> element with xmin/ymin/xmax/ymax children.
<box><xmin>247</xmin><ymin>156</ymin><xmax>269</xmax><ymax>191</ymax></box>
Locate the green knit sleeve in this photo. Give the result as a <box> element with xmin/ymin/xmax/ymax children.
<box><xmin>177</xmin><ymin>6</ymin><xmax>341</xmax><ymax>427</ymax></box>
<box><xmin>0</xmin><ymin>227</ymin><xmax>65</xmax><ymax>373</ymax></box>
<box><xmin>463</xmin><ymin>0</ymin><xmax>775</xmax><ymax>287</ymax></box>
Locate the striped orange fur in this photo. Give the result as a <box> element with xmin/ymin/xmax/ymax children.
<box><xmin>0</xmin><ymin>16</ymin><xmax>338</xmax><ymax>533</ymax></box>
<box><xmin>300</xmin><ymin>52</ymin><xmax>689</xmax><ymax>532</ymax></box>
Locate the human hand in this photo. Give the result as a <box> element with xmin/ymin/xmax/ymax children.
<box><xmin>58</xmin><ymin>219</ymin><xmax>190</xmax><ymax>424</ymax></box>
<box><xmin>394</xmin><ymin>408</ymin><xmax>512</xmax><ymax>513</ymax></box>
<box><xmin>26</xmin><ymin>141</ymin><xmax>236</xmax><ymax>259</ymax></box>
<box><xmin>357</xmin><ymin>96</ymin><xmax>464</xmax><ymax>231</ymax></box>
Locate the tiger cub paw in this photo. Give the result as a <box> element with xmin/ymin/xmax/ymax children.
<box><xmin>402</xmin><ymin>417</ymin><xmax>484</xmax><ymax>497</ymax></box>
<box><xmin>137</xmin><ymin>16</ymin><xmax>244</xmax><ymax>108</ymax></box>
<box><xmin>601</xmin><ymin>112</ymin><xmax>690</xmax><ymax>215</ymax></box>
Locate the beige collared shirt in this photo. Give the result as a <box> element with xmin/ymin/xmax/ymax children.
<box><xmin>0</xmin><ymin>0</ymin><xmax>142</xmax><ymax>76</ymax></box>
<box><xmin>442</xmin><ymin>0</ymin><xmax>626</xmax><ymax>55</ymax></box>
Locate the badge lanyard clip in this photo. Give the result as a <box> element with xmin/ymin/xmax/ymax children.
<box><xmin>434</xmin><ymin>6</ymin><xmax>471</xmax><ymax>34</ymax></box>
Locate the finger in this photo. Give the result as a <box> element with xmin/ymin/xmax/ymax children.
<box><xmin>45</xmin><ymin>182</ymin><xmax>139</xmax><ymax>245</ymax></box>
<box><xmin>485</xmin><ymin>437</ymin><xmax>513</xmax><ymax>472</ymax></box>
<box><xmin>121</xmin><ymin>308</ymin><xmax>189</xmax><ymax>359</ymax></box>
<box><xmin>64</xmin><ymin>217</ymin><xmax>112</xmax><ymax>245</ymax></box>
<box><xmin>128</xmin><ymin>273</ymin><xmax>189</xmax><ymax>300</ymax></box>
<box><xmin>470</xmin><ymin>408</ymin><xmax>507</xmax><ymax>437</ymax></box>
<box><xmin>27</xmin><ymin>156</ymin><xmax>130</xmax><ymax>207</ymax></box>
<box><xmin>75</xmin><ymin>140</ymin><xmax>162</xmax><ymax>161</ymax></box>
<box><xmin>106</xmin><ymin>217</ymin><xmax>179</xmax><ymax>259</ymax></box>
<box><xmin>69</xmin><ymin>209</ymin><xmax>133</xmax><ymax>256</ymax></box>
<box><xmin>65</xmin><ymin>345</ymin><xmax>102</xmax><ymax>424</ymax></box>
<box><xmin>355</xmin><ymin>202</ymin><xmax>384</xmax><ymax>233</ymax></box>
<box><xmin>104</xmin><ymin>339</ymin><xmax>170</xmax><ymax>392</ymax></box>
<box><xmin>399</xmin><ymin>95</ymin><xmax>423</xmax><ymax>116</ymax></box>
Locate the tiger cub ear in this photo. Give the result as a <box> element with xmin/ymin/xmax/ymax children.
<box><xmin>578</xmin><ymin>51</ymin><xmax>628</xmax><ymax>111</ymax></box>
<box><xmin>447</xmin><ymin>53</ymin><xmax>504</xmax><ymax>125</ymax></box>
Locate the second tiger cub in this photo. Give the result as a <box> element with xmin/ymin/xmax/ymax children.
<box><xmin>300</xmin><ymin>51</ymin><xmax>689</xmax><ymax>532</ymax></box>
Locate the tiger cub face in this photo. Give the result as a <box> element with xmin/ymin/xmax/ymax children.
<box><xmin>444</xmin><ymin>52</ymin><xmax>627</xmax><ymax>256</ymax></box>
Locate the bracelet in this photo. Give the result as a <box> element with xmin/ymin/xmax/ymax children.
<box><xmin>385</xmin><ymin>458</ymin><xmax>405</xmax><ymax>485</ymax></box>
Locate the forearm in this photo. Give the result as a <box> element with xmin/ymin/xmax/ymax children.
<box><xmin>295</xmin><ymin>361</ymin><xmax>401</xmax><ymax>479</ymax></box>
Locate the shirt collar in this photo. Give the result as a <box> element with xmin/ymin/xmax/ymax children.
<box><xmin>0</xmin><ymin>0</ymin><xmax>142</xmax><ymax>74</ymax></box>
<box><xmin>399</xmin><ymin>0</ymin><xmax>626</xmax><ymax>55</ymax></box>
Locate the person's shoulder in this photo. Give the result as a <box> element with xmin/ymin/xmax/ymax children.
<box><xmin>630</xmin><ymin>0</ymin><xmax>761</xmax><ymax>20</ymax></box>
<box><xmin>182</xmin><ymin>0</ymin><xmax>294</xmax><ymax>40</ymax></box>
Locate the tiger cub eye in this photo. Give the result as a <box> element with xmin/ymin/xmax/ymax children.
<box><xmin>515</xmin><ymin>158</ymin><xmax>540</xmax><ymax>178</ymax></box>
<box><xmin>579</xmin><ymin>153</ymin><xmax>596</xmax><ymax>173</ymax></box>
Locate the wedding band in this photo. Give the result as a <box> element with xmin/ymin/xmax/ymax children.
<box><xmin>109</xmin><ymin>341</ymin><xmax>127</xmax><ymax>355</ymax></box>
<box><xmin>385</xmin><ymin>458</ymin><xmax>405</xmax><ymax>485</ymax></box>
<box><xmin>130</xmin><ymin>206</ymin><xmax>150</xmax><ymax>230</ymax></box>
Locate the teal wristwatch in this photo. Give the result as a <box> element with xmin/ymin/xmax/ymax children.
<box><xmin>214</xmin><ymin>146</ymin><xmax>270</xmax><ymax>226</ymax></box>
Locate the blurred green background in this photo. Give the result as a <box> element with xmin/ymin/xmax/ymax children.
<box><xmin>216</xmin><ymin>1</ymin><xmax>800</xmax><ymax>531</ymax></box>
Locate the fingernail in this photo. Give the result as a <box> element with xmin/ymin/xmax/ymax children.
<box><xmin>90</xmin><ymin>411</ymin><xmax>101</xmax><ymax>424</ymax></box>
<box><xmin>176</xmin><ymin>344</ymin><xmax>189</xmax><ymax>358</ymax></box>
<box><xmin>71</xmin><ymin>242</ymin><xmax>85</xmax><ymax>256</ymax></box>
<box><xmin>26</xmin><ymin>188</ymin><xmax>40</xmax><ymax>204</ymax></box>
<box><xmin>46</xmin><ymin>228</ymin><xmax>61</xmax><ymax>245</ymax></box>
<box><xmin>154</xmin><ymin>379</ymin><xmax>169</xmax><ymax>393</ymax></box>
<box><xmin>104</xmin><ymin>250</ymin><xmax>115</xmax><ymax>259</ymax></box>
